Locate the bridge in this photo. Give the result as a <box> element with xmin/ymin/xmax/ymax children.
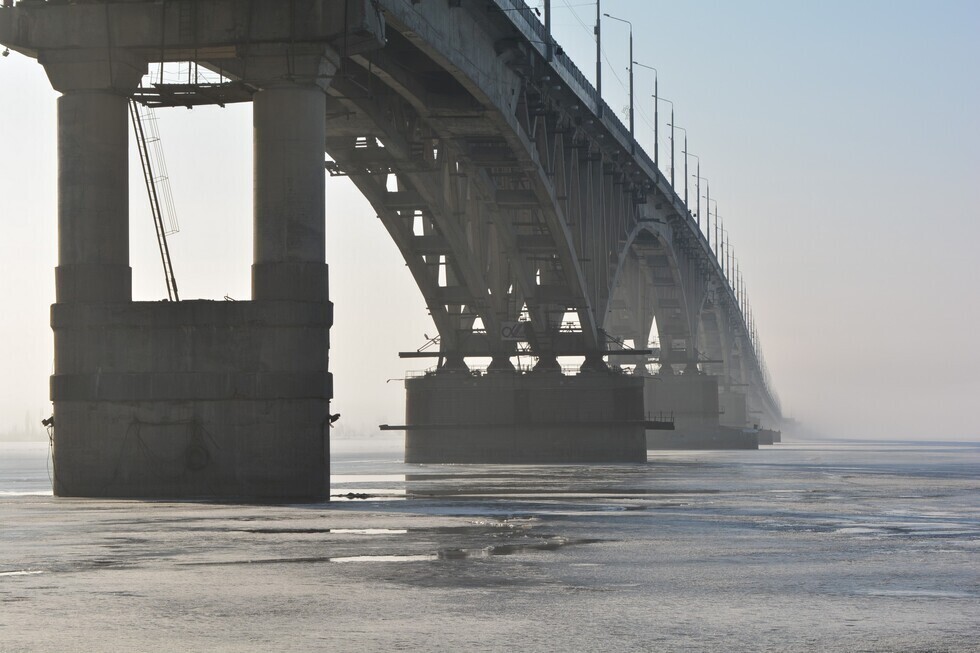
<box><xmin>0</xmin><ymin>0</ymin><xmax>780</xmax><ymax>497</ymax></box>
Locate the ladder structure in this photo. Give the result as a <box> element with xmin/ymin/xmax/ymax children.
<box><xmin>129</xmin><ymin>99</ymin><xmax>180</xmax><ymax>301</ymax></box>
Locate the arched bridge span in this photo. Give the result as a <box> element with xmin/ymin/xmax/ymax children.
<box><xmin>320</xmin><ymin>0</ymin><xmax>780</xmax><ymax>422</ymax></box>
<box><xmin>0</xmin><ymin>0</ymin><xmax>780</xmax><ymax>495</ymax></box>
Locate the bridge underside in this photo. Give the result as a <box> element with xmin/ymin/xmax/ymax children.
<box><xmin>0</xmin><ymin>0</ymin><xmax>781</xmax><ymax>495</ymax></box>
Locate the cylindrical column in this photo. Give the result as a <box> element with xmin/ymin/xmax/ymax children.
<box><xmin>56</xmin><ymin>91</ymin><xmax>131</xmax><ymax>303</ymax></box>
<box><xmin>252</xmin><ymin>83</ymin><xmax>327</xmax><ymax>302</ymax></box>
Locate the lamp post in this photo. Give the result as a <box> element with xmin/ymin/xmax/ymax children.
<box><xmin>701</xmin><ymin>186</ymin><xmax>715</xmax><ymax>249</ymax></box>
<box><xmin>595</xmin><ymin>1</ymin><xmax>602</xmax><ymax>116</ymax></box>
<box><xmin>737</xmin><ymin>262</ymin><xmax>743</xmax><ymax>311</ymax></box>
<box><xmin>633</xmin><ymin>61</ymin><xmax>657</xmax><ymax>169</ymax></box>
<box><xmin>668</xmin><ymin>123</ymin><xmax>688</xmax><ymax>210</ymax></box>
<box><xmin>604</xmin><ymin>13</ymin><xmax>634</xmax><ymax>152</ymax></box>
<box><xmin>544</xmin><ymin>0</ymin><xmax>552</xmax><ymax>61</ymax></box>
<box><xmin>655</xmin><ymin>96</ymin><xmax>674</xmax><ymax>184</ymax></box>
<box><xmin>720</xmin><ymin>224</ymin><xmax>729</xmax><ymax>279</ymax></box>
<box><xmin>713</xmin><ymin>200</ymin><xmax>719</xmax><ymax>256</ymax></box>
<box><xmin>688</xmin><ymin>155</ymin><xmax>701</xmax><ymax>229</ymax></box>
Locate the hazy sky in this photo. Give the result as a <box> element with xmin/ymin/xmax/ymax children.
<box><xmin>1</xmin><ymin>0</ymin><xmax>978</xmax><ymax>440</ymax></box>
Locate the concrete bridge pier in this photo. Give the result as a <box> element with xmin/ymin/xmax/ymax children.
<box><xmin>644</xmin><ymin>370</ymin><xmax>758</xmax><ymax>450</ymax></box>
<box><xmin>48</xmin><ymin>51</ymin><xmax>336</xmax><ymax>498</ymax></box>
<box><xmin>403</xmin><ymin>362</ymin><xmax>647</xmax><ymax>464</ymax></box>
<box><xmin>719</xmin><ymin>389</ymin><xmax>748</xmax><ymax>428</ymax></box>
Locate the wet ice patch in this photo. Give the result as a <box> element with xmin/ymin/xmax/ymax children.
<box><xmin>861</xmin><ymin>588</ymin><xmax>974</xmax><ymax>599</ymax></box>
<box><xmin>330</xmin><ymin>554</ymin><xmax>438</xmax><ymax>563</ymax></box>
<box><xmin>833</xmin><ymin>527</ymin><xmax>883</xmax><ymax>535</ymax></box>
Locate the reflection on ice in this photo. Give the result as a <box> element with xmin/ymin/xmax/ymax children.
<box><xmin>331</xmin><ymin>529</ymin><xmax>408</xmax><ymax>535</ymax></box>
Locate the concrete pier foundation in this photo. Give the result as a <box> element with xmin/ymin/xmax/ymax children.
<box><xmin>644</xmin><ymin>373</ymin><xmax>758</xmax><ymax>450</ymax></box>
<box><xmin>403</xmin><ymin>372</ymin><xmax>647</xmax><ymax>464</ymax></box>
<box><xmin>719</xmin><ymin>389</ymin><xmax>748</xmax><ymax>428</ymax></box>
<box><xmin>51</xmin><ymin>301</ymin><xmax>332</xmax><ymax>498</ymax></box>
<box><xmin>45</xmin><ymin>52</ymin><xmax>334</xmax><ymax>498</ymax></box>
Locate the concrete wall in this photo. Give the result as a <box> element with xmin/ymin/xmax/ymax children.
<box><xmin>644</xmin><ymin>373</ymin><xmax>758</xmax><ymax>450</ymax></box>
<box><xmin>51</xmin><ymin>300</ymin><xmax>332</xmax><ymax>498</ymax></box>
<box><xmin>404</xmin><ymin>371</ymin><xmax>646</xmax><ymax>464</ymax></box>
<box><xmin>644</xmin><ymin>373</ymin><xmax>720</xmax><ymax>429</ymax></box>
<box><xmin>719</xmin><ymin>390</ymin><xmax>748</xmax><ymax>428</ymax></box>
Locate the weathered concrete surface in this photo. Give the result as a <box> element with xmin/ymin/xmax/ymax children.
<box><xmin>719</xmin><ymin>388</ymin><xmax>749</xmax><ymax>428</ymax></box>
<box><xmin>0</xmin><ymin>0</ymin><xmax>384</xmax><ymax>61</ymax></box>
<box><xmin>646</xmin><ymin>426</ymin><xmax>759</xmax><ymax>450</ymax></box>
<box><xmin>252</xmin><ymin>85</ymin><xmax>329</xmax><ymax>302</ymax></box>
<box><xmin>404</xmin><ymin>372</ymin><xmax>647</xmax><ymax>463</ymax></box>
<box><xmin>51</xmin><ymin>300</ymin><xmax>333</xmax><ymax>498</ymax></box>
<box><xmin>644</xmin><ymin>373</ymin><xmax>758</xmax><ymax>449</ymax></box>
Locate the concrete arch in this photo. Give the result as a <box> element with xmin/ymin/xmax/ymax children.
<box><xmin>605</xmin><ymin>221</ymin><xmax>701</xmax><ymax>373</ymax></box>
<box><xmin>319</xmin><ymin>22</ymin><xmax>607</xmax><ymax>363</ymax></box>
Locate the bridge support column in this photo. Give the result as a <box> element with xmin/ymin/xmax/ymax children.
<box><xmin>45</xmin><ymin>51</ymin><xmax>144</xmax><ymax>303</ymax></box>
<box><xmin>487</xmin><ymin>355</ymin><xmax>516</xmax><ymax>373</ymax></box>
<box><xmin>438</xmin><ymin>352</ymin><xmax>469</xmax><ymax>373</ymax></box>
<box><xmin>44</xmin><ymin>55</ymin><xmax>335</xmax><ymax>498</ymax></box>
<box><xmin>533</xmin><ymin>352</ymin><xmax>561</xmax><ymax>372</ymax></box>
<box><xmin>252</xmin><ymin>83</ymin><xmax>329</xmax><ymax>302</ymax></box>
<box><xmin>0</xmin><ymin>1</ymin><xmax>383</xmax><ymax>499</ymax></box>
<box><xmin>580</xmin><ymin>352</ymin><xmax>608</xmax><ymax>373</ymax></box>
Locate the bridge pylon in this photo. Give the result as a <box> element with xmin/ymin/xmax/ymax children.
<box><xmin>0</xmin><ymin>0</ymin><xmax>385</xmax><ymax>498</ymax></box>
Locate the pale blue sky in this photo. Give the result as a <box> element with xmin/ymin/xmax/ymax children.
<box><xmin>1</xmin><ymin>0</ymin><xmax>977</xmax><ymax>439</ymax></box>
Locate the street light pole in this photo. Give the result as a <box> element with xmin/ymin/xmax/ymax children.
<box><xmin>713</xmin><ymin>200</ymin><xmax>719</xmax><ymax>256</ymax></box>
<box><xmin>633</xmin><ymin>61</ymin><xmax>657</xmax><ymax>169</ymax></box>
<box><xmin>595</xmin><ymin>1</ymin><xmax>601</xmax><ymax>117</ymax></box>
<box><xmin>700</xmin><ymin>178</ymin><xmax>713</xmax><ymax>245</ymax></box>
<box><xmin>656</xmin><ymin>96</ymin><xmax>673</xmax><ymax>181</ymax></box>
<box><xmin>689</xmin><ymin>157</ymin><xmax>701</xmax><ymax>229</ymax></box>
<box><xmin>544</xmin><ymin>0</ymin><xmax>552</xmax><ymax>62</ymax></box>
<box><xmin>669</xmin><ymin>123</ymin><xmax>689</xmax><ymax>212</ymax></box>
<box><xmin>670</xmin><ymin>105</ymin><xmax>675</xmax><ymax>188</ymax></box>
<box><xmin>604</xmin><ymin>14</ymin><xmax>634</xmax><ymax>152</ymax></box>
<box><xmin>737</xmin><ymin>262</ymin><xmax>742</xmax><ymax>310</ymax></box>
<box><xmin>721</xmin><ymin>225</ymin><xmax>729</xmax><ymax>279</ymax></box>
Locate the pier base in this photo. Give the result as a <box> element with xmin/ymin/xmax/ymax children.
<box><xmin>645</xmin><ymin>426</ymin><xmax>759</xmax><ymax>450</ymax></box>
<box><xmin>51</xmin><ymin>300</ymin><xmax>332</xmax><ymax>498</ymax></box>
<box><xmin>644</xmin><ymin>373</ymin><xmax>758</xmax><ymax>449</ymax></box>
<box><xmin>403</xmin><ymin>371</ymin><xmax>647</xmax><ymax>464</ymax></box>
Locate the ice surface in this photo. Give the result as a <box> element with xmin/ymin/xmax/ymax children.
<box><xmin>1</xmin><ymin>437</ymin><xmax>978</xmax><ymax>652</ymax></box>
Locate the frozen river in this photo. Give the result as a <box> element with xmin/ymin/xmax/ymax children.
<box><xmin>1</xmin><ymin>437</ymin><xmax>978</xmax><ymax>652</ymax></box>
